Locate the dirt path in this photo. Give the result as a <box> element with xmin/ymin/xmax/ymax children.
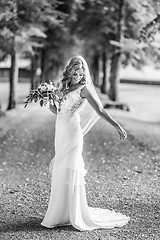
<box><xmin>0</xmin><ymin>103</ymin><xmax>160</xmax><ymax>240</ymax></box>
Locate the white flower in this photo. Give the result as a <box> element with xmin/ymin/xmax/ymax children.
<box><xmin>48</xmin><ymin>84</ymin><xmax>56</xmax><ymax>91</ymax></box>
<box><xmin>40</xmin><ymin>86</ymin><xmax>47</xmax><ymax>92</ymax></box>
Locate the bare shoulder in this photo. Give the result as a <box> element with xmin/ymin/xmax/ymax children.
<box><xmin>80</xmin><ymin>86</ymin><xmax>97</xmax><ymax>103</ymax></box>
<box><xmin>80</xmin><ymin>85</ymin><xmax>100</xmax><ymax>106</ymax></box>
<box><xmin>80</xmin><ymin>86</ymin><xmax>103</xmax><ymax>116</ymax></box>
<box><xmin>80</xmin><ymin>86</ymin><xmax>91</xmax><ymax>98</ymax></box>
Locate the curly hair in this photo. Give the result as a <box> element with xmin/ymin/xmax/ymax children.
<box><xmin>60</xmin><ymin>56</ymin><xmax>86</xmax><ymax>89</ymax></box>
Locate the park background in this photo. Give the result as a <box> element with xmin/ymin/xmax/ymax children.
<box><xmin>0</xmin><ymin>1</ymin><xmax>160</xmax><ymax>240</ymax></box>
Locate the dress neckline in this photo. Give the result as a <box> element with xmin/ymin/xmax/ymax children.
<box><xmin>67</xmin><ymin>84</ymin><xmax>85</xmax><ymax>95</ymax></box>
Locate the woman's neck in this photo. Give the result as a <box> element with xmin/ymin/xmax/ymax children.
<box><xmin>68</xmin><ymin>82</ymin><xmax>80</xmax><ymax>92</ymax></box>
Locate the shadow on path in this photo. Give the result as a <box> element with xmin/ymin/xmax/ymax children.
<box><xmin>0</xmin><ymin>217</ymin><xmax>78</xmax><ymax>233</ymax></box>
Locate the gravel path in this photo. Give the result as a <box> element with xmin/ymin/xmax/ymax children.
<box><xmin>0</xmin><ymin>103</ymin><xmax>160</xmax><ymax>240</ymax></box>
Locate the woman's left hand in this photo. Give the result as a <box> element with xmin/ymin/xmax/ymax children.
<box><xmin>117</xmin><ymin>125</ymin><xmax>127</xmax><ymax>140</ymax></box>
<box><xmin>63</xmin><ymin>89</ymin><xmax>69</xmax><ymax>95</ymax></box>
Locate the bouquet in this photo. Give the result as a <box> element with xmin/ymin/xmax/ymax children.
<box><xmin>24</xmin><ymin>81</ymin><xmax>63</xmax><ymax>108</ymax></box>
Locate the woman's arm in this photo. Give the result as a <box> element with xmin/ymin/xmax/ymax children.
<box><xmin>81</xmin><ymin>86</ymin><xmax>127</xmax><ymax>140</ymax></box>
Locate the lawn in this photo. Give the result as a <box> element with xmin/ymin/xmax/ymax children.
<box><xmin>1</xmin><ymin>82</ymin><xmax>160</xmax><ymax>122</ymax></box>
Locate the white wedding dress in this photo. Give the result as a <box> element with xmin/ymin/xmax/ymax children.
<box><xmin>41</xmin><ymin>85</ymin><xmax>130</xmax><ymax>231</ymax></box>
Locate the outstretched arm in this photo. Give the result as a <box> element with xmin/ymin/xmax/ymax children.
<box><xmin>81</xmin><ymin>86</ymin><xmax>127</xmax><ymax>140</ymax></box>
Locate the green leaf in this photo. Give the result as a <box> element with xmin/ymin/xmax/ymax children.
<box><xmin>40</xmin><ymin>99</ymin><xmax>43</xmax><ymax>107</ymax></box>
<box><xmin>34</xmin><ymin>97</ymin><xmax>38</xmax><ymax>103</ymax></box>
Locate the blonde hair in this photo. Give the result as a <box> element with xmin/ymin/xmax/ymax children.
<box><xmin>60</xmin><ymin>56</ymin><xmax>86</xmax><ymax>89</ymax></box>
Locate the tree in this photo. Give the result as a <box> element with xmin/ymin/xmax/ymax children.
<box><xmin>109</xmin><ymin>0</ymin><xmax>125</xmax><ymax>101</ymax></box>
<box><xmin>0</xmin><ymin>0</ymin><xmax>61</xmax><ymax>109</ymax></box>
<box><xmin>69</xmin><ymin>0</ymin><xmax>160</xmax><ymax>102</ymax></box>
<box><xmin>26</xmin><ymin>0</ymin><xmax>80</xmax><ymax>87</ymax></box>
<box><xmin>0</xmin><ymin>0</ymin><xmax>19</xmax><ymax>109</ymax></box>
<box><xmin>69</xmin><ymin>0</ymin><xmax>115</xmax><ymax>86</ymax></box>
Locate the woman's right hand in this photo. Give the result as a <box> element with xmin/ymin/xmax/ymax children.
<box><xmin>117</xmin><ymin>125</ymin><xmax>127</xmax><ymax>140</ymax></box>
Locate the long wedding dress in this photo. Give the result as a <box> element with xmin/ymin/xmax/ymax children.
<box><xmin>41</xmin><ymin>83</ymin><xmax>130</xmax><ymax>231</ymax></box>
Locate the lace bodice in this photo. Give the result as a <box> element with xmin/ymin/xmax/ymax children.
<box><xmin>56</xmin><ymin>85</ymin><xmax>86</xmax><ymax>117</ymax></box>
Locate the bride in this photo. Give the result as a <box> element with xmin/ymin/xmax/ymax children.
<box><xmin>41</xmin><ymin>56</ymin><xmax>130</xmax><ymax>231</ymax></box>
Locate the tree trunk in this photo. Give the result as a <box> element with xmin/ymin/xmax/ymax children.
<box><xmin>7</xmin><ymin>47</ymin><xmax>18</xmax><ymax>110</ymax></box>
<box><xmin>109</xmin><ymin>52</ymin><xmax>121</xmax><ymax>101</ymax></box>
<box><xmin>41</xmin><ymin>49</ymin><xmax>46</xmax><ymax>83</ymax></box>
<box><xmin>30</xmin><ymin>53</ymin><xmax>42</xmax><ymax>90</ymax></box>
<box><xmin>30</xmin><ymin>54</ymin><xmax>38</xmax><ymax>90</ymax></box>
<box><xmin>92</xmin><ymin>51</ymin><xmax>100</xmax><ymax>87</ymax></box>
<box><xmin>101</xmin><ymin>50</ymin><xmax>107</xmax><ymax>94</ymax></box>
<box><xmin>7</xmin><ymin>0</ymin><xmax>19</xmax><ymax>110</ymax></box>
<box><xmin>109</xmin><ymin>0</ymin><xmax>125</xmax><ymax>101</ymax></box>
<box><xmin>0</xmin><ymin>101</ymin><xmax>2</xmax><ymax>114</ymax></box>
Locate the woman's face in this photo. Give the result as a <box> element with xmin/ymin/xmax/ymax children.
<box><xmin>71</xmin><ymin>68</ymin><xmax>84</xmax><ymax>85</ymax></box>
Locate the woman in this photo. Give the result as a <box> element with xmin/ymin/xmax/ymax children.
<box><xmin>41</xmin><ymin>56</ymin><xmax>130</xmax><ymax>231</ymax></box>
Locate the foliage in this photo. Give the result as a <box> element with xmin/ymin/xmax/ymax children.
<box><xmin>69</xmin><ymin>0</ymin><xmax>160</xmax><ymax>69</ymax></box>
<box><xmin>37</xmin><ymin>0</ymin><xmax>85</xmax><ymax>82</ymax></box>
<box><xmin>139</xmin><ymin>14</ymin><xmax>160</xmax><ymax>42</ymax></box>
<box><xmin>0</xmin><ymin>0</ymin><xmax>62</xmax><ymax>59</ymax></box>
<box><xmin>0</xmin><ymin>0</ymin><xmax>64</xmax><ymax>110</ymax></box>
<box><xmin>123</xmin><ymin>0</ymin><xmax>160</xmax><ymax>68</ymax></box>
